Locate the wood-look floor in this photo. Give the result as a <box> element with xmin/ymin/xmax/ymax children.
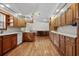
<box><xmin>4</xmin><ymin>36</ymin><xmax>60</xmax><ymax>56</ymax></box>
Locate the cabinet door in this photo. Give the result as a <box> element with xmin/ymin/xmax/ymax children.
<box><xmin>49</xmin><ymin>32</ymin><xmax>54</xmax><ymax>43</ymax></box>
<box><xmin>23</xmin><ymin>33</ymin><xmax>35</xmax><ymax>42</ymax></box>
<box><xmin>53</xmin><ymin>34</ymin><xmax>60</xmax><ymax>47</ymax></box>
<box><xmin>0</xmin><ymin>37</ymin><xmax>2</xmax><ymax>55</ymax></box>
<box><xmin>3</xmin><ymin>35</ymin><xmax>12</xmax><ymax>53</ymax></box>
<box><xmin>60</xmin><ymin>13</ymin><xmax>66</xmax><ymax>26</ymax></box>
<box><xmin>75</xmin><ymin>4</ymin><xmax>79</xmax><ymax>18</ymax></box>
<box><xmin>65</xmin><ymin>37</ymin><xmax>75</xmax><ymax>56</ymax></box>
<box><xmin>11</xmin><ymin>34</ymin><xmax>17</xmax><ymax>48</ymax></box>
<box><xmin>59</xmin><ymin>35</ymin><xmax>65</xmax><ymax>55</ymax></box>
<box><xmin>13</xmin><ymin>18</ymin><xmax>18</xmax><ymax>27</ymax></box>
<box><xmin>66</xmin><ymin>7</ymin><xmax>73</xmax><ymax>24</ymax></box>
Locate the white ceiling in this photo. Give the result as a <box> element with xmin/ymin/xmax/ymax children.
<box><xmin>3</xmin><ymin>3</ymin><xmax>66</xmax><ymax>19</ymax></box>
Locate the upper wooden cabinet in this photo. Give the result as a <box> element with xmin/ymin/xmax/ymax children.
<box><xmin>49</xmin><ymin>3</ymin><xmax>79</xmax><ymax>31</ymax></box>
<box><xmin>0</xmin><ymin>12</ymin><xmax>7</xmax><ymax>30</ymax></box>
<box><xmin>66</xmin><ymin>6</ymin><xmax>73</xmax><ymax>25</ymax></box>
<box><xmin>60</xmin><ymin>13</ymin><xmax>66</xmax><ymax>26</ymax></box>
<box><xmin>13</xmin><ymin>17</ymin><xmax>26</xmax><ymax>27</ymax></box>
<box><xmin>75</xmin><ymin>4</ymin><xmax>79</xmax><ymax>19</ymax></box>
<box><xmin>6</xmin><ymin>15</ymin><xmax>14</xmax><ymax>27</ymax></box>
<box><xmin>6</xmin><ymin>15</ymin><xmax>26</xmax><ymax>27</ymax></box>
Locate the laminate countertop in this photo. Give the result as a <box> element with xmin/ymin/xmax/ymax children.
<box><xmin>51</xmin><ymin>31</ymin><xmax>77</xmax><ymax>39</ymax></box>
<box><xmin>0</xmin><ymin>32</ymin><xmax>19</xmax><ymax>36</ymax></box>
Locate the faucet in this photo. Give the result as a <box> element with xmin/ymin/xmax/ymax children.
<box><xmin>0</xmin><ymin>30</ymin><xmax>3</xmax><ymax>34</ymax></box>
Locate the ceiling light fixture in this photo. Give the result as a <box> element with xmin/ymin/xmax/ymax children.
<box><xmin>56</xmin><ymin>9</ymin><xmax>59</xmax><ymax>12</ymax></box>
<box><xmin>0</xmin><ymin>4</ymin><xmax>5</xmax><ymax>8</ymax></box>
<box><xmin>61</xmin><ymin>9</ymin><xmax>64</xmax><ymax>12</ymax></box>
<box><xmin>18</xmin><ymin>13</ymin><xmax>22</xmax><ymax>15</ymax></box>
<box><xmin>5</xmin><ymin>4</ymin><xmax>10</xmax><ymax>8</ymax></box>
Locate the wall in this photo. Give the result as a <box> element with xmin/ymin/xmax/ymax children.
<box><xmin>32</xmin><ymin>22</ymin><xmax>49</xmax><ymax>31</ymax></box>
<box><xmin>0</xmin><ymin>27</ymin><xmax>21</xmax><ymax>34</ymax></box>
<box><xmin>21</xmin><ymin>21</ymin><xmax>49</xmax><ymax>32</ymax></box>
<box><xmin>57</xmin><ymin>25</ymin><xmax>77</xmax><ymax>35</ymax></box>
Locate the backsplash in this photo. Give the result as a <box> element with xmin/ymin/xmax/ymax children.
<box><xmin>0</xmin><ymin>26</ymin><xmax>22</xmax><ymax>34</ymax></box>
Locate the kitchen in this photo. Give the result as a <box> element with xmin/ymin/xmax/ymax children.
<box><xmin>0</xmin><ymin>3</ymin><xmax>79</xmax><ymax>56</ymax></box>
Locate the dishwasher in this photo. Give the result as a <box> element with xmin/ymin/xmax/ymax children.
<box><xmin>17</xmin><ymin>32</ymin><xmax>22</xmax><ymax>45</ymax></box>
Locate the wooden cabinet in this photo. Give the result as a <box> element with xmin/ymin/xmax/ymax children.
<box><xmin>6</xmin><ymin>15</ymin><xmax>14</xmax><ymax>27</ymax></box>
<box><xmin>3</xmin><ymin>35</ymin><xmax>12</xmax><ymax>53</ymax></box>
<box><xmin>53</xmin><ymin>33</ymin><xmax>59</xmax><ymax>48</ymax></box>
<box><xmin>65</xmin><ymin>37</ymin><xmax>75</xmax><ymax>56</ymax></box>
<box><xmin>50</xmin><ymin>32</ymin><xmax>76</xmax><ymax>56</ymax></box>
<box><xmin>75</xmin><ymin>4</ymin><xmax>79</xmax><ymax>18</ymax></box>
<box><xmin>13</xmin><ymin>17</ymin><xmax>26</xmax><ymax>27</ymax></box>
<box><xmin>60</xmin><ymin>13</ymin><xmax>66</xmax><ymax>26</ymax></box>
<box><xmin>66</xmin><ymin>6</ymin><xmax>73</xmax><ymax>25</ymax></box>
<box><xmin>0</xmin><ymin>37</ymin><xmax>2</xmax><ymax>55</ymax></box>
<box><xmin>37</xmin><ymin>31</ymin><xmax>49</xmax><ymax>36</ymax></box>
<box><xmin>0</xmin><ymin>34</ymin><xmax>17</xmax><ymax>55</ymax></box>
<box><xmin>18</xmin><ymin>19</ymin><xmax>26</xmax><ymax>27</ymax></box>
<box><xmin>49</xmin><ymin>32</ymin><xmax>54</xmax><ymax>43</ymax></box>
<box><xmin>11</xmin><ymin>34</ymin><xmax>17</xmax><ymax>48</ymax></box>
<box><xmin>59</xmin><ymin>35</ymin><xmax>65</xmax><ymax>55</ymax></box>
<box><xmin>23</xmin><ymin>32</ymin><xmax>35</xmax><ymax>42</ymax></box>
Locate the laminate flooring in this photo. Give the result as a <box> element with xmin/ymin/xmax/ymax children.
<box><xmin>4</xmin><ymin>36</ymin><xmax>60</xmax><ymax>56</ymax></box>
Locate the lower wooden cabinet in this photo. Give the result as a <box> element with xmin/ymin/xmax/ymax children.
<box><xmin>59</xmin><ymin>35</ymin><xmax>65</xmax><ymax>55</ymax></box>
<box><xmin>23</xmin><ymin>32</ymin><xmax>35</xmax><ymax>42</ymax></box>
<box><xmin>0</xmin><ymin>37</ymin><xmax>2</xmax><ymax>55</ymax></box>
<box><xmin>53</xmin><ymin>34</ymin><xmax>59</xmax><ymax>48</ymax></box>
<box><xmin>3</xmin><ymin>35</ymin><xmax>12</xmax><ymax>53</ymax></box>
<box><xmin>0</xmin><ymin>34</ymin><xmax>17</xmax><ymax>55</ymax></box>
<box><xmin>65</xmin><ymin>37</ymin><xmax>75</xmax><ymax>56</ymax></box>
<box><xmin>50</xmin><ymin>32</ymin><xmax>76</xmax><ymax>56</ymax></box>
<box><xmin>11</xmin><ymin>34</ymin><xmax>17</xmax><ymax>48</ymax></box>
<box><xmin>37</xmin><ymin>31</ymin><xmax>49</xmax><ymax>36</ymax></box>
<box><xmin>49</xmin><ymin>32</ymin><xmax>54</xmax><ymax>43</ymax></box>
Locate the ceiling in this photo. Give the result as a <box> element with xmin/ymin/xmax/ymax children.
<box><xmin>2</xmin><ymin>3</ymin><xmax>66</xmax><ymax>20</ymax></box>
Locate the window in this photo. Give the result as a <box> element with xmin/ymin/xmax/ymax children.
<box><xmin>0</xmin><ymin>12</ymin><xmax>6</xmax><ymax>30</ymax></box>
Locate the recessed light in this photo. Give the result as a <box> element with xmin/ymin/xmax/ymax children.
<box><xmin>61</xmin><ymin>9</ymin><xmax>64</xmax><ymax>12</ymax></box>
<box><xmin>0</xmin><ymin>4</ymin><xmax>5</xmax><ymax>8</ymax></box>
<box><xmin>18</xmin><ymin>13</ymin><xmax>22</xmax><ymax>15</ymax></box>
<box><xmin>5</xmin><ymin>4</ymin><xmax>10</xmax><ymax>8</ymax></box>
<box><xmin>56</xmin><ymin>9</ymin><xmax>59</xmax><ymax>12</ymax></box>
